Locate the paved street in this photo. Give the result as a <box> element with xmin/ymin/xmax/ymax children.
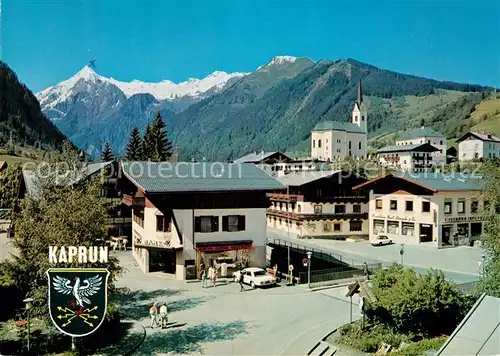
<box><xmin>268</xmin><ymin>228</ymin><xmax>482</xmax><ymax>283</ymax></box>
<box><xmin>114</xmin><ymin>251</ymin><xmax>359</xmax><ymax>356</ymax></box>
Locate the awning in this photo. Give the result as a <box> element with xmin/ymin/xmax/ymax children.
<box><xmin>195</xmin><ymin>240</ymin><xmax>253</xmax><ymax>252</ymax></box>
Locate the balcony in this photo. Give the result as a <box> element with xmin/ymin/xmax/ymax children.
<box><xmin>267</xmin><ymin>193</ymin><xmax>304</xmax><ymax>202</ymax></box>
<box><xmin>266</xmin><ymin>208</ymin><xmax>367</xmax><ymax>221</ymax></box>
<box><xmin>122</xmin><ymin>194</ymin><xmax>145</xmax><ymax>207</ymax></box>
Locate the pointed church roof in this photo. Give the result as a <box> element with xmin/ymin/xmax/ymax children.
<box><xmin>357</xmin><ymin>80</ymin><xmax>363</xmax><ymax>105</ymax></box>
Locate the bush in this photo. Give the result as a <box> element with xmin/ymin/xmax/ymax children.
<box><xmin>392</xmin><ymin>337</ymin><xmax>446</xmax><ymax>356</ymax></box>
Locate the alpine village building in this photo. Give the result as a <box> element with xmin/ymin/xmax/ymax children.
<box><xmin>266</xmin><ymin>171</ymin><xmax>369</xmax><ymax>239</ymax></box>
<box><xmin>457</xmin><ymin>131</ymin><xmax>500</xmax><ymax>160</ymax></box>
<box><xmin>353</xmin><ymin>173</ymin><xmax>487</xmax><ymax>247</ymax></box>
<box><xmin>119</xmin><ymin>161</ymin><xmax>285</xmax><ymax>280</ymax></box>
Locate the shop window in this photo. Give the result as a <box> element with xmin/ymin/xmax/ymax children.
<box><xmin>334</xmin><ymin>223</ymin><xmax>341</xmax><ymax>232</ymax></box>
<box><xmin>471</xmin><ymin>223</ymin><xmax>482</xmax><ymax>237</ymax></box>
<box><xmin>402</xmin><ymin>222</ymin><xmax>415</xmax><ymax>236</ymax></box>
<box><xmin>376</xmin><ymin>199</ymin><xmax>383</xmax><ymax>209</ymax></box>
<box><xmin>335</xmin><ymin>205</ymin><xmax>346</xmax><ymax>214</ymax></box>
<box><xmin>390</xmin><ymin>200</ymin><xmax>398</xmax><ymax>211</ymax></box>
<box><xmin>444</xmin><ymin>201</ymin><xmax>452</xmax><ymax>215</ymax></box>
<box><xmin>387</xmin><ymin>221</ymin><xmax>399</xmax><ymax>234</ymax></box>
<box><xmin>350</xmin><ymin>221</ymin><xmax>362</xmax><ymax>232</ymax></box>
<box><xmin>222</xmin><ymin>215</ymin><xmax>246</xmax><ymax>232</ymax></box>
<box><xmin>422</xmin><ymin>201</ymin><xmax>431</xmax><ymax>212</ymax></box>
<box><xmin>457</xmin><ymin>200</ymin><xmax>465</xmax><ymax>214</ymax></box>
<box><xmin>471</xmin><ymin>201</ymin><xmax>478</xmax><ymax>213</ymax></box>
<box><xmin>405</xmin><ymin>201</ymin><xmax>413</xmax><ymax>212</ymax></box>
<box><xmin>314</xmin><ymin>205</ymin><xmax>322</xmax><ymax>214</ymax></box>
<box><xmin>457</xmin><ymin>223</ymin><xmax>469</xmax><ymax>237</ymax></box>
<box><xmin>156</xmin><ymin>215</ymin><xmax>171</xmax><ymax>232</ymax></box>
<box><xmin>194</xmin><ymin>216</ymin><xmax>219</xmax><ymax>233</ymax></box>
<box><xmin>323</xmin><ymin>222</ymin><xmax>332</xmax><ymax>232</ymax></box>
<box><xmin>353</xmin><ymin>205</ymin><xmax>361</xmax><ymax>213</ymax></box>
<box><xmin>373</xmin><ymin>219</ymin><xmax>385</xmax><ymax>234</ymax></box>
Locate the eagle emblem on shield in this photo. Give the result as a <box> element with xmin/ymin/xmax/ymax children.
<box><xmin>47</xmin><ymin>268</ymin><xmax>110</xmax><ymax>337</ymax></box>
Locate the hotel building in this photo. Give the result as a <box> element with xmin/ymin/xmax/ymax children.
<box><xmin>120</xmin><ymin>161</ymin><xmax>285</xmax><ymax>280</ymax></box>
<box><xmin>266</xmin><ymin>171</ymin><xmax>369</xmax><ymax>239</ymax></box>
<box><xmin>353</xmin><ymin>173</ymin><xmax>487</xmax><ymax>247</ymax></box>
<box><xmin>376</xmin><ymin>143</ymin><xmax>440</xmax><ymax>172</ymax></box>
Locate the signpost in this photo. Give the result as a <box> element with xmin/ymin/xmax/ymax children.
<box><xmin>302</xmin><ymin>258</ymin><xmax>308</xmax><ymax>267</ymax></box>
<box><xmin>306</xmin><ymin>252</ymin><xmax>312</xmax><ymax>289</ymax></box>
<box><xmin>288</xmin><ymin>264</ymin><xmax>294</xmax><ymax>285</ymax></box>
<box><xmin>400</xmin><ymin>244</ymin><xmax>405</xmax><ymax>266</ymax></box>
<box><xmin>346</xmin><ymin>282</ymin><xmax>360</xmax><ymax>323</ymax></box>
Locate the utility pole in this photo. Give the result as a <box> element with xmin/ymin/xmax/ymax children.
<box><xmin>307</xmin><ymin>251</ymin><xmax>312</xmax><ymax>289</ymax></box>
<box><xmin>287</xmin><ymin>185</ymin><xmax>290</xmax><ymax>272</ymax></box>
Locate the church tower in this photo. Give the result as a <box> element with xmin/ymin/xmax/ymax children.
<box><xmin>352</xmin><ymin>80</ymin><xmax>367</xmax><ymax>132</ymax></box>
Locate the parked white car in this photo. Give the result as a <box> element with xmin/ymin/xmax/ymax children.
<box><xmin>371</xmin><ymin>235</ymin><xmax>393</xmax><ymax>246</ymax></box>
<box><xmin>233</xmin><ymin>267</ymin><xmax>277</xmax><ymax>288</ymax></box>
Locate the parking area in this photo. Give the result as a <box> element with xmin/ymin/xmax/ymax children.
<box><xmin>115</xmin><ymin>251</ymin><xmax>357</xmax><ymax>356</ymax></box>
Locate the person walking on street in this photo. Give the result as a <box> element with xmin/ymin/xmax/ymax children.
<box><xmin>212</xmin><ymin>265</ymin><xmax>218</xmax><ymax>287</ymax></box>
<box><xmin>159</xmin><ymin>304</ymin><xmax>168</xmax><ymax>328</ymax></box>
<box><xmin>201</xmin><ymin>268</ymin><xmax>207</xmax><ymax>288</ymax></box>
<box><xmin>208</xmin><ymin>265</ymin><xmax>214</xmax><ymax>287</ymax></box>
<box><xmin>149</xmin><ymin>304</ymin><xmax>158</xmax><ymax>329</ymax></box>
<box><xmin>238</xmin><ymin>270</ymin><xmax>245</xmax><ymax>292</ymax></box>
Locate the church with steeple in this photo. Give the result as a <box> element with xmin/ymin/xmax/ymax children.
<box><xmin>310</xmin><ymin>80</ymin><xmax>368</xmax><ymax>161</ymax></box>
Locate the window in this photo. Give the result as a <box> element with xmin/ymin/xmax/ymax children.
<box><xmin>334</xmin><ymin>205</ymin><xmax>346</xmax><ymax>214</ymax></box>
<box><xmin>350</xmin><ymin>221</ymin><xmax>362</xmax><ymax>232</ymax></box>
<box><xmin>349</xmin><ymin>141</ymin><xmax>352</xmax><ymax>150</ymax></box>
<box><xmin>353</xmin><ymin>205</ymin><xmax>361</xmax><ymax>213</ymax></box>
<box><xmin>323</xmin><ymin>222</ymin><xmax>332</xmax><ymax>232</ymax></box>
<box><xmin>405</xmin><ymin>201</ymin><xmax>413</xmax><ymax>212</ymax></box>
<box><xmin>390</xmin><ymin>200</ymin><xmax>398</xmax><ymax>210</ymax></box>
<box><xmin>314</xmin><ymin>205</ymin><xmax>322</xmax><ymax>214</ymax></box>
<box><xmin>376</xmin><ymin>199</ymin><xmax>383</xmax><ymax>209</ymax></box>
<box><xmin>402</xmin><ymin>222</ymin><xmax>415</xmax><ymax>236</ymax></box>
<box><xmin>440</xmin><ymin>140</ymin><xmax>443</xmax><ymax>145</ymax></box>
<box><xmin>471</xmin><ymin>201</ymin><xmax>478</xmax><ymax>213</ymax></box>
<box><xmin>318</xmin><ymin>139</ymin><xmax>322</xmax><ymax>148</ymax></box>
<box><xmin>317</xmin><ymin>189</ymin><xmax>322</xmax><ymax>196</ymax></box>
<box><xmin>156</xmin><ymin>215</ymin><xmax>171</xmax><ymax>232</ymax></box>
<box><xmin>444</xmin><ymin>201</ymin><xmax>452</xmax><ymax>215</ymax></box>
<box><xmin>422</xmin><ymin>201</ymin><xmax>431</xmax><ymax>212</ymax></box>
<box><xmin>313</xmin><ymin>140</ymin><xmax>315</xmax><ymax>148</ymax></box>
<box><xmin>298</xmin><ymin>205</ymin><xmax>302</xmax><ymax>213</ymax></box>
<box><xmin>471</xmin><ymin>223</ymin><xmax>482</xmax><ymax>237</ymax></box>
<box><xmin>373</xmin><ymin>219</ymin><xmax>385</xmax><ymax>234</ymax></box>
<box><xmin>334</xmin><ymin>223</ymin><xmax>341</xmax><ymax>232</ymax></box>
<box><xmin>133</xmin><ymin>210</ymin><xmax>144</xmax><ymax>227</ymax></box>
<box><xmin>194</xmin><ymin>216</ymin><xmax>219</xmax><ymax>233</ymax></box>
<box><xmin>457</xmin><ymin>200</ymin><xmax>465</xmax><ymax>214</ymax></box>
<box><xmin>387</xmin><ymin>221</ymin><xmax>399</xmax><ymax>234</ymax></box>
<box><xmin>361</xmin><ymin>115</ymin><xmax>364</xmax><ymax>121</ymax></box>
<box><xmin>326</xmin><ymin>139</ymin><xmax>328</xmax><ymax>143</ymax></box>
<box><xmin>222</xmin><ymin>215</ymin><xmax>245</xmax><ymax>232</ymax></box>
<box><xmin>359</xmin><ymin>142</ymin><xmax>361</xmax><ymax>150</ymax></box>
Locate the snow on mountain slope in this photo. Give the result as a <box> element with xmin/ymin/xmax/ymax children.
<box><xmin>108</xmin><ymin>70</ymin><xmax>248</xmax><ymax>100</ymax></box>
<box><xmin>256</xmin><ymin>55</ymin><xmax>305</xmax><ymax>71</ymax></box>
<box><xmin>37</xmin><ymin>66</ymin><xmax>248</xmax><ymax>104</ymax></box>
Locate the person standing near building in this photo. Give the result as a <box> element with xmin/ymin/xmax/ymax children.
<box><xmin>201</xmin><ymin>267</ymin><xmax>207</xmax><ymax>288</ymax></box>
<box><xmin>159</xmin><ymin>303</ymin><xmax>168</xmax><ymax>328</ymax></box>
<box><xmin>238</xmin><ymin>270</ymin><xmax>245</xmax><ymax>292</ymax></box>
<box><xmin>149</xmin><ymin>304</ymin><xmax>158</xmax><ymax>329</ymax></box>
<box><xmin>208</xmin><ymin>265</ymin><xmax>214</xmax><ymax>287</ymax></box>
<box><xmin>212</xmin><ymin>265</ymin><xmax>218</xmax><ymax>287</ymax></box>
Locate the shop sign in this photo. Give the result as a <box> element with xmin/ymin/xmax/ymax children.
<box><xmin>134</xmin><ymin>236</ymin><xmax>171</xmax><ymax>248</ymax></box>
<box><xmin>373</xmin><ymin>214</ymin><xmax>416</xmax><ymax>222</ymax></box>
<box><xmin>443</xmin><ymin>216</ymin><xmax>484</xmax><ymax>223</ymax></box>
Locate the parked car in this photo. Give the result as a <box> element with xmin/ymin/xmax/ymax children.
<box><xmin>371</xmin><ymin>235</ymin><xmax>392</xmax><ymax>246</ymax></box>
<box><xmin>233</xmin><ymin>267</ymin><xmax>277</xmax><ymax>288</ymax></box>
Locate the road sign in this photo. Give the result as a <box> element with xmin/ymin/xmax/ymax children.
<box><xmin>400</xmin><ymin>245</ymin><xmax>404</xmax><ymax>255</ymax></box>
<box><xmin>302</xmin><ymin>258</ymin><xmax>309</xmax><ymax>267</ymax></box>
<box><xmin>288</xmin><ymin>265</ymin><xmax>294</xmax><ymax>272</ymax></box>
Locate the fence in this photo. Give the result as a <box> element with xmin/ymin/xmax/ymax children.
<box><xmin>298</xmin><ymin>263</ymin><xmax>383</xmax><ymax>285</ymax></box>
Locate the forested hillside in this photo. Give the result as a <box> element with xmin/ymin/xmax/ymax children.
<box><xmin>170</xmin><ymin>58</ymin><xmax>490</xmax><ymax>160</ymax></box>
<box><xmin>0</xmin><ymin>61</ymin><xmax>67</xmax><ymax>149</ymax></box>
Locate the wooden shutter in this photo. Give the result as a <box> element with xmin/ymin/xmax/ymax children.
<box><xmin>194</xmin><ymin>217</ymin><xmax>201</xmax><ymax>232</ymax></box>
<box><xmin>238</xmin><ymin>215</ymin><xmax>246</xmax><ymax>231</ymax></box>
<box><xmin>211</xmin><ymin>216</ymin><xmax>219</xmax><ymax>232</ymax></box>
<box><xmin>222</xmin><ymin>216</ymin><xmax>229</xmax><ymax>232</ymax></box>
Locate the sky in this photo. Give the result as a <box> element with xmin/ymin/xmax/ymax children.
<box><xmin>2</xmin><ymin>0</ymin><xmax>499</xmax><ymax>93</ymax></box>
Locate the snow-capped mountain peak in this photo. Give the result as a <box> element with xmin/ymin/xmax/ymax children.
<box><xmin>257</xmin><ymin>55</ymin><xmax>299</xmax><ymax>71</ymax></box>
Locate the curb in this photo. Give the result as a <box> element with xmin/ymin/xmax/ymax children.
<box><xmin>306</xmin><ymin>321</ymin><xmax>358</xmax><ymax>356</ymax></box>
<box><xmin>124</xmin><ymin>321</ymin><xmax>147</xmax><ymax>356</ymax></box>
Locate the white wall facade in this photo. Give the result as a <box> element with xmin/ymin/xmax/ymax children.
<box><xmin>459</xmin><ymin>138</ymin><xmax>500</xmax><ymax>160</ymax></box>
<box><xmin>396</xmin><ymin>135</ymin><xmax>446</xmax><ymax>165</ymax></box>
<box><xmin>311</xmin><ymin>130</ymin><xmax>367</xmax><ymax>161</ymax></box>
<box><xmin>366</xmin><ymin>190</ymin><xmax>485</xmax><ymax>247</ymax></box>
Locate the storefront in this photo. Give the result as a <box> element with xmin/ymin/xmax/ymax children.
<box><xmin>195</xmin><ymin>240</ymin><xmax>253</xmax><ymax>278</ymax></box>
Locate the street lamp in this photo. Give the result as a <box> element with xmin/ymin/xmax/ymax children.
<box><xmin>23</xmin><ymin>297</ymin><xmax>34</xmax><ymax>353</ymax></box>
<box><xmin>306</xmin><ymin>251</ymin><xmax>312</xmax><ymax>289</ymax></box>
<box><xmin>400</xmin><ymin>244</ymin><xmax>405</xmax><ymax>266</ymax></box>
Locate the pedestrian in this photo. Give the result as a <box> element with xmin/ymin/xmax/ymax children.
<box><xmin>208</xmin><ymin>265</ymin><xmax>214</xmax><ymax>287</ymax></box>
<box><xmin>149</xmin><ymin>304</ymin><xmax>158</xmax><ymax>329</ymax></box>
<box><xmin>212</xmin><ymin>265</ymin><xmax>218</xmax><ymax>287</ymax></box>
<box><xmin>201</xmin><ymin>268</ymin><xmax>207</xmax><ymax>288</ymax></box>
<box><xmin>159</xmin><ymin>304</ymin><xmax>168</xmax><ymax>328</ymax></box>
<box><xmin>238</xmin><ymin>270</ymin><xmax>245</xmax><ymax>292</ymax></box>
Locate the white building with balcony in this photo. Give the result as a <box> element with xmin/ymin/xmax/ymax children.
<box><xmin>353</xmin><ymin>173</ymin><xmax>487</xmax><ymax>248</ymax></box>
<box><xmin>376</xmin><ymin>143</ymin><xmax>440</xmax><ymax>172</ymax></box>
<box><xmin>120</xmin><ymin>161</ymin><xmax>285</xmax><ymax>280</ymax></box>
<box><xmin>395</xmin><ymin>127</ymin><xmax>447</xmax><ymax>165</ymax></box>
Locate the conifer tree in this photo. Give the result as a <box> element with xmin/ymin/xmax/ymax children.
<box><xmin>150</xmin><ymin>112</ymin><xmax>173</xmax><ymax>161</ymax></box>
<box><xmin>142</xmin><ymin>123</ymin><xmax>154</xmax><ymax>160</ymax></box>
<box><xmin>125</xmin><ymin>127</ymin><xmax>143</xmax><ymax>161</ymax></box>
<box><xmin>101</xmin><ymin>141</ymin><xmax>114</xmax><ymax>162</ymax></box>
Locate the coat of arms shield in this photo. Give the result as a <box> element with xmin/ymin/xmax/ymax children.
<box><xmin>47</xmin><ymin>268</ymin><xmax>110</xmax><ymax>337</ymax></box>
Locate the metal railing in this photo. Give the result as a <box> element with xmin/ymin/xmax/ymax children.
<box><xmin>298</xmin><ymin>263</ymin><xmax>383</xmax><ymax>285</ymax></box>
